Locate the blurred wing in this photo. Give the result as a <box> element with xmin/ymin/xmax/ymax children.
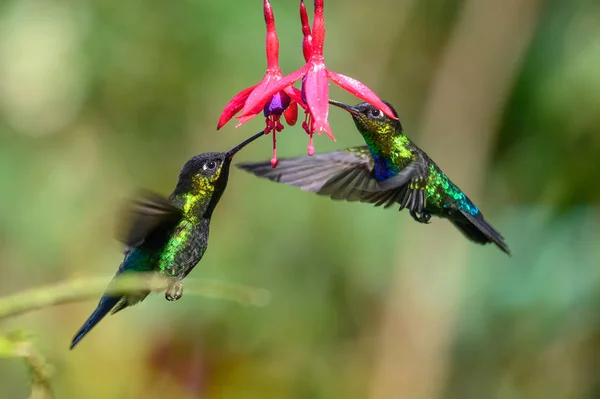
<box><xmin>237</xmin><ymin>146</ymin><xmax>382</xmax><ymax>201</ymax></box>
<box><xmin>119</xmin><ymin>191</ymin><xmax>183</xmax><ymax>248</ymax></box>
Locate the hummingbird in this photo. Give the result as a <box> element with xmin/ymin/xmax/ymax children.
<box><xmin>237</xmin><ymin>101</ymin><xmax>510</xmax><ymax>255</ymax></box>
<box><xmin>70</xmin><ymin>131</ymin><xmax>265</xmax><ymax>349</ymax></box>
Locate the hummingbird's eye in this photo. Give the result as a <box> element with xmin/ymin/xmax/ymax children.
<box><xmin>369</xmin><ymin>108</ymin><xmax>382</xmax><ymax>118</ymax></box>
<box><xmin>203</xmin><ymin>161</ymin><xmax>218</xmax><ymax>171</ymax></box>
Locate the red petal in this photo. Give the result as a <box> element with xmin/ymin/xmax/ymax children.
<box><xmin>311</xmin><ymin>0</ymin><xmax>325</xmax><ymax>56</ymax></box>
<box><xmin>283</xmin><ymin>86</ymin><xmax>306</xmax><ymax>110</ymax></box>
<box><xmin>240</xmin><ymin>65</ymin><xmax>309</xmax><ymax>118</ymax></box>
<box><xmin>239</xmin><ymin>73</ymin><xmax>277</xmax><ymax>117</ymax></box>
<box><xmin>264</xmin><ymin>0</ymin><xmax>275</xmax><ymax>32</ymax></box>
<box><xmin>299</xmin><ymin>0</ymin><xmax>313</xmax><ymax>61</ymax></box>
<box><xmin>283</xmin><ymin>100</ymin><xmax>298</xmax><ymax>126</ymax></box>
<box><xmin>236</xmin><ymin>114</ymin><xmax>259</xmax><ymax>127</ymax></box>
<box><xmin>217</xmin><ymin>85</ymin><xmax>256</xmax><ymax>129</ymax></box>
<box><xmin>327</xmin><ymin>71</ymin><xmax>397</xmax><ymax>120</ymax></box>
<box><xmin>263</xmin><ymin>0</ymin><xmax>280</xmax><ymax>70</ymax></box>
<box><xmin>300</xmin><ymin>0</ymin><xmax>311</xmax><ymax>36</ymax></box>
<box><xmin>304</xmin><ymin>64</ymin><xmax>334</xmax><ymax>140</ymax></box>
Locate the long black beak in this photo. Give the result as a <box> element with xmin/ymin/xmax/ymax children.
<box><xmin>328</xmin><ymin>100</ymin><xmax>360</xmax><ymax>116</ymax></box>
<box><xmin>226</xmin><ymin>130</ymin><xmax>265</xmax><ymax>160</ymax></box>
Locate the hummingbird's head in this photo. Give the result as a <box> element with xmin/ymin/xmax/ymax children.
<box><xmin>173</xmin><ymin>131</ymin><xmax>265</xmax><ymax>203</ymax></box>
<box><xmin>174</xmin><ymin>152</ymin><xmax>228</xmax><ymax>197</ymax></box>
<box><xmin>329</xmin><ymin>100</ymin><xmax>402</xmax><ymax>136</ymax></box>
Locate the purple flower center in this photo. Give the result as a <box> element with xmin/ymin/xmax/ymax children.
<box><xmin>300</xmin><ymin>76</ymin><xmax>307</xmax><ymax>104</ymax></box>
<box><xmin>263</xmin><ymin>91</ymin><xmax>291</xmax><ymax>117</ymax></box>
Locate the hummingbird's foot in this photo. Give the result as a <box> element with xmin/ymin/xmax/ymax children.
<box><xmin>165</xmin><ymin>280</ymin><xmax>184</xmax><ymax>301</ymax></box>
<box><xmin>410</xmin><ymin>210</ymin><xmax>431</xmax><ymax>224</ymax></box>
<box><xmin>400</xmin><ymin>182</ymin><xmax>427</xmax><ymax>215</ymax></box>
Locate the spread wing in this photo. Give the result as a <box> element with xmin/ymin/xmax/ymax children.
<box><xmin>237</xmin><ymin>146</ymin><xmax>378</xmax><ymax>202</ymax></box>
<box><xmin>118</xmin><ymin>191</ymin><xmax>183</xmax><ymax>249</ymax></box>
<box><xmin>359</xmin><ymin>153</ymin><xmax>431</xmax><ymax>214</ymax></box>
<box><xmin>237</xmin><ymin>146</ymin><xmax>419</xmax><ymax>206</ymax></box>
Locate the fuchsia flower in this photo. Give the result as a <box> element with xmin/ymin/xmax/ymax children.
<box><xmin>218</xmin><ymin>0</ymin><xmax>396</xmax><ymax>165</ymax></box>
<box><xmin>217</xmin><ymin>0</ymin><xmax>305</xmax><ymax>167</ymax></box>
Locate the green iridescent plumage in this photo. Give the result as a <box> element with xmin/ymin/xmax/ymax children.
<box><xmin>70</xmin><ymin>131</ymin><xmax>265</xmax><ymax>349</ymax></box>
<box><xmin>237</xmin><ymin>101</ymin><xmax>509</xmax><ymax>254</ymax></box>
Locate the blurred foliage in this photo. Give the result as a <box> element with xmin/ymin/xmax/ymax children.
<box><xmin>0</xmin><ymin>0</ymin><xmax>598</xmax><ymax>398</ymax></box>
<box><xmin>0</xmin><ymin>332</ymin><xmax>53</xmax><ymax>399</ymax></box>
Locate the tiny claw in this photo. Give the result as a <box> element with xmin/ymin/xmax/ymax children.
<box><xmin>271</xmin><ymin>156</ymin><xmax>278</xmax><ymax>168</ymax></box>
<box><xmin>165</xmin><ymin>280</ymin><xmax>184</xmax><ymax>301</ymax></box>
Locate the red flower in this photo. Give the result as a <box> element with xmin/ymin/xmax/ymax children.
<box><xmin>217</xmin><ymin>0</ymin><xmax>304</xmax><ymax>167</ymax></box>
<box><xmin>218</xmin><ymin>0</ymin><xmax>397</xmax><ymax>164</ymax></box>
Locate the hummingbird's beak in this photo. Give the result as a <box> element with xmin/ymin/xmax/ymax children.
<box><xmin>329</xmin><ymin>100</ymin><xmax>360</xmax><ymax>116</ymax></box>
<box><xmin>226</xmin><ymin>130</ymin><xmax>266</xmax><ymax>160</ymax></box>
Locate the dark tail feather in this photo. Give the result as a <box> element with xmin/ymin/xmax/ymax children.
<box><xmin>70</xmin><ymin>295</ymin><xmax>121</xmax><ymax>349</ymax></box>
<box><xmin>450</xmin><ymin>210</ymin><xmax>511</xmax><ymax>255</ymax></box>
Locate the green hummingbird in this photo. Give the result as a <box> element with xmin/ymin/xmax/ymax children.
<box><xmin>237</xmin><ymin>101</ymin><xmax>510</xmax><ymax>255</ymax></box>
<box><xmin>70</xmin><ymin>131</ymin><xmax>265</xmax><ymax>349</ymax></box>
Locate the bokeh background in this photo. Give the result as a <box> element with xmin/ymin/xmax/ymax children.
<box><xmin>1</xmin><ymin>0</ymin><xmax>599</xmax><ymax>398</ymax></box>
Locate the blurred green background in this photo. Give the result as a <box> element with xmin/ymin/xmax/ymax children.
<box><xmin>0</xmin><ymin>0</ymin><xmax>599</xmax><ymax>398</ymax></box>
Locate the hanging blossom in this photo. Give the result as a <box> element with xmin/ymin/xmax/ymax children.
<box><xmin>218</xmin><ymin>0</ymin><xmax>396</xmax><ymax>165</ymax></box>
<box><xmin>217</xmin><ymin>0</ymin><xmax>305</xmax><ymax>167</ymax></box>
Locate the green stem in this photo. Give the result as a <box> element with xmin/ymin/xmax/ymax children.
<box><xmin>0</xmin><ymin>274</ymin><xmax>270</xmax><ymax>321</ymax></box>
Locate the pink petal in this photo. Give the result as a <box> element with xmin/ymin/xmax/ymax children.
<box><xmin>217</xmin><ymin>85</ymin><xmax>256</xmax><ymax>129</ymax></box>
<box><xmin>327</xmin><ymin>71</ymin><xmax>397</xmax><ymax>120</ymax></box>
<box><xmin>240</xmin><ymin>64</ymin><xmax>309</xmax><ymax>118</ymax></box>
<box><xmin>304</xmin><ymin>63</ymin><xmax>334</xmax><ymax>140</ymax></box>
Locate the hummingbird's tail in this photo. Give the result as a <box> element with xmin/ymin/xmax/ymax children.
<box><xmin>451</xmin><ymin>210</ymin><xmax>511</xmax><ymax>255</ymax></box>
<box><xmin>70</xmin><ymin>295</ymin><xmax>120</xmax><ymax>349</ymax></box>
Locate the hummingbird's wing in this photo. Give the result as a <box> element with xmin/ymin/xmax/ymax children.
<box><xmin>238</xmin><ymin>146</ymin><xmax>409</xmax><ymax>205</ymax></box>
<box><xmin>360</xmin><ymin>153</ymin><xmax>431</xmax><ymax>218</ymax></box>
<box><xmin>119</xmin><ymin>192</ymin><xmax>183</xmax><ymax>249</ymax></box>
<box><xmin>237</xmin><ymin>146</ymin><xmax>378</xmax><ymax>199</ymax></box>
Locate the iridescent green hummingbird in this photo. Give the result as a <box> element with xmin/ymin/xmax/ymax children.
<box><xmin>70</xmin><ymin>131</ymin><xmax>265</xmax><ymax>349</ymax></box>
<box><xmin>237</xmin><ymin>101</ymin><xmax>510</xmax><ymax>254</ymax></box>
